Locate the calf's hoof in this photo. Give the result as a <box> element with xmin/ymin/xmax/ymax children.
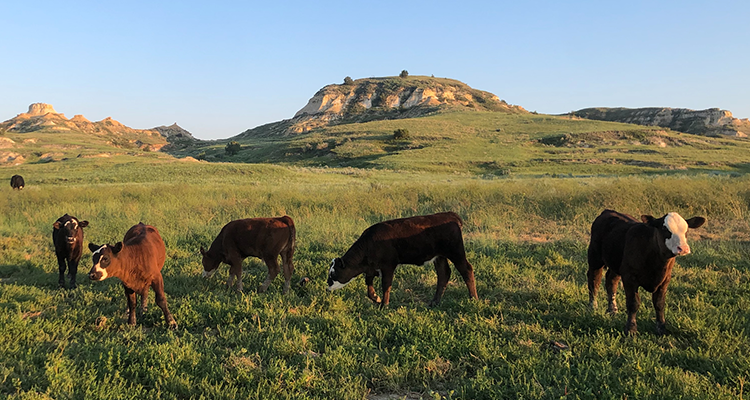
<box><xmin>168</xmin><ymin>319</ymin><xmax>178</xmax><ymax>330</ymax></box>
<box><xmin>607</xmin><ymin>305</ymin><xmax>618</xmax><ymax>314</ymax></box>
<box><xmin>624</xmin><ymin>323</ymin><xmax>638</xmax><ymax>336</ymax></box>
<box><xmin>655</xmin><ymin>323</ymin><xmax>669</xmax><ymax>336</ymax></box>
<box><xmin>589</xmin><ymin>300</ymin><xmax>598</xmax><ymax>310</ymax></box>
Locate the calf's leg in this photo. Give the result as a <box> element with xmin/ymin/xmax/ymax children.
<box><xmin>226</xmin><ymin>256</ymin><xmax>243</xmax><ymax>292</ymax></box>
<box><xmin>623</xmin><ymin>281</ymin><xmax>641</xmax><ymax>335</ymax></box>
<box><xmin>259</xmin><ymin>255</ymin><xmax>280</xmax><ymax>293</ymax></box>
<box><xmin>652</xmin><ymin>276</ymin><xmax>671</xmax><ymax>335</ymax></box>
<box><xmin>430</xmin><ymin>256</ymin><xmax>451</xmax><ymax>306</ymax></box>
<box><xmin>586</xmin><ymin>245</ymin><xmax>604</xmax><ymax>309</ymax></box>
<box><xmin>151</xmin><ymin>274</ymin><xmax>177</xmax><ymax>329</ymax></box>
<box><xmin>68</xmin><ymin>258</ymin><xmax>79</xmax><ymax>289</ymax></box>
<box><xmin>365</xmin><ymin>271</ymin><xmax>381</xmax><ymax>304</ymax></box>
<box><xmin>280</xmin><ymin>248</ymin><xmax>294</xmax><ymax>294</ymax></box>
<box><xmin>124</xmin><ymin>285</ymin><xmax>137</xmax><ymax>326</ymax></box>
<box><xmin>380</xmin><ymin>266</ymin><xmax>396</xmax><ymax>308</ymax></box>
<box><xmin>451</xmin><ymin>256</ymin><xmax>478</xmax><ymax>300</ymax></box>
<box><xmin>605</xmin><ymin>269</ymin><xmax>621</xmax><ymax>314</ymax></box>
<box><xmin>56</xmin><ymin>255</ymin><xmax>67</xmax><ymax>288</ymax></box>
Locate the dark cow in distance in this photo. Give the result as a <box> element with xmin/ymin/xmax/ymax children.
<box><xmin>327</xmin><ymin>212</ymin><xmax>478</xmax><ymax>307</ymax></box>
<box><xmin>88</xmin><ymin>223</ymin><xmax>177</xmax><ymax>329</ymax></box>
<box><xmin>200</xmin><ymin>216</ymin><xmax>296</xmax><ymax>293</ymax></box>
<box><xmin>52</xmin><ymin>214</ymin><xmax>89</xmax><ymax>289</ymax></box>
<box><xmin>587</xmin><ymin>209</ymin><xmax>705</xmax><ymax>335</ymax></box>
<box><xmin>10</xmin><ymin>175</ymin><xmax>24</xmax><ymax>190</ymax></box>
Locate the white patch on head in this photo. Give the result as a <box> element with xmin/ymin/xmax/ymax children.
<box><xmin>92</xmin><ymin>245</ymin><xmax>106</xmax><ymax>256</ymax></box>
<box><xmin>664</xmin><ymin>212</ymin><xmax>691</xmax><ymax>256</ymax></box>
<box><xmin>329</xmin><ymin>259</ymin><xmax>336</xmax><ymax>275</ymax></box>
<box><xmin>92</xmin><ymin>263</ymin><xmax>108</xmax><ymax>280</ymax></box>
<box><xmin>202</xmin><ymin>269</ymin><xmax>217</xmax><ymax>278</ymax></box>
<box><xmin>327</xmin><ymin>280</ymin><xmax>349</xmax><ymax>291</ymax></box>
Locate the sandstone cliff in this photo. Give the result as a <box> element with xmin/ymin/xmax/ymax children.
<box><xmin>241</xmin><ymin>76</ymin><xmax>525</xmax><ymax>136</ymax></box>
<box><xmin>574</xmin><ymin>107</ymin><xmax>750</xmax><ymax>137</ymax></box>
<box><xmin>0</xmin><ymin>103</ymin><xmax>168</xmax><ymax>151</ymax></box>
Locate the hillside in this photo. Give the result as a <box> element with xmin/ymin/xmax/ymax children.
<box><xmin>170</xmin><ymin>110</ymin><xmax>750</xmax><ymax>177</ymax></box>
<box><xmin>574</xmin><ymin>107</ymin><xmax>750</xmax><ymax>137</ymax></box>
<box><xmin>0</xmin><ymin>103</ymin><xmax>172</xmax><ymax>165</ymax></box>
<box><xmin>235</xmin><ymin>76</ymin><xmax>526</xmax><ymax>138</ymax></box>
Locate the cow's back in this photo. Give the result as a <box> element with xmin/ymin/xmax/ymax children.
<box><xmin>355</xmin><ymin>212</ymin><xmax>465</xmax><ymax>265</ymax></box>
<box><xmin>123</xmin><ymin>223</ymin><xmax>166</xmax><ymax>272</ymax></box>
<box><xmin>589</xmin><ymin>210</ymin><xmax>640</xmax><ymax>273</ymax></box>
<box><xmin>224</xmin><ymin>217</ymin><xmax>295</xmax><ymax>258</ymax></box>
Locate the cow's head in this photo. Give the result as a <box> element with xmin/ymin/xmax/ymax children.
<box><xmin>53</xmin><ymin>214</ymin><xmax>89</xmax><ymax>245</ymax></box>
<box><xmin>88</xmin><ymin>242</ymin><xmax>122</xmax><ymax>281</ymax></box>
<box><xmin>641</xmin><ymin>212</ymin><xmax>706</xmax><ymax>257</ymax></box>
<box><xmin>199</xmin><ymin>246</ymin><xmax>220</xmax><ymax>278</ymax></box>
<box><xmin>327</xmin><ymin>258</ymin><xmax>357</xmax><ymax>291</ymax></box>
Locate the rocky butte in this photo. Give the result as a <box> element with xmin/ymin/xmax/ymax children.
<box><xmin>236</xmin><ymin>76</ymin><xmax>526</xmax><ymax>137</ymax></box>
<box><xmin>574</xmin><ymin>107</ymin><xmax>750</xmax><ymax>137</ymax></box>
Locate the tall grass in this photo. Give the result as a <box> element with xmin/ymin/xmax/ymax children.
<box><xmin>1</xmin><ymin>160</ymin><xmax>749</xmax><ymax>399</ymax></box>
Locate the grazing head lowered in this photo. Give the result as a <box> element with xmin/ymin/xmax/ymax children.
<box><xmin>327</xmin><ymin>212</ymin><xmax>478</xmax><ymax>307</ymax></box>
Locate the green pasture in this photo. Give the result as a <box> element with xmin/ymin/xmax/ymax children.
<box><xmin>1</xmin><ymin>158</ymin><xmax>749</xmax><ymax>399</ymax></box>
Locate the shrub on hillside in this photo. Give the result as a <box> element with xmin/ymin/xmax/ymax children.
<box><xmin>399</xmin><ymin>70</ymin><xmax>409</xmax><ymax>78</ymax></box>
<box><xmin>393</xmin><ymin>128</ymin><xmax>410</xmax><ymax>140</ymax></box>
<box><xmin>225</xmin><ymin>141</ymin><xmax>241</xmax><ymax>156</ymax></box>
<box><xmin>343</xmin><ymin>76</ymin><xmax>354</xmax><ymax>85</ymax></box>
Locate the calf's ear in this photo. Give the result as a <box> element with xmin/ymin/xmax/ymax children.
<box><xmin>686</xmin><ymin>216</ymin><xmax>706</xmax><ymax>229</ymax></box>
<box><xmin>88</xmin><ymin>243</ymin><xmax>100</xmax><ymax>252</ymax></box>
<box><xmin>53</xmin><ymin>221</ymin><xmax>61</xmax><ymax>230</ymax></box>
<box><xmin>640</xmin><ymin>215</ymin><xmax>655</xmax><ymax>224</ymax></box>
<box><xmin>79</xmin><ymin>220</ymin><xmax>89</xmax><ymax>228</ymax></box>
<box><xmin>112</xmin><ymin>242</ymin><xmax>123</xmax><ymax>254</ymax></box>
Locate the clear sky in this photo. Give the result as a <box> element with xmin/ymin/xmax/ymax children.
<box><xmin>1</xmin><ymin>1</ymin><xmax>748</xmax><ymax>140</ymax></box>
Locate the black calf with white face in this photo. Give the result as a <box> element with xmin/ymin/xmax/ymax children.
<box><xmin>52</xmin><ymin>214</ymin><xmax>89</xmax><ymax>289</ymax></box>
<box><xmin>641</xmin><ymin>212</ymin><xmax>706</xmax><ymax>257</ymax></box>
<box><xmin>327</xmin><ymin>258</ymin><xmax>361</xmax><ymax>290</ymax></box>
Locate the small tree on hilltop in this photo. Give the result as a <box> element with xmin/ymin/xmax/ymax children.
<box><xmin>393</xmin><ymin>128</ymin><xmax>410</xmax><ymax>140</ymax></box>
<box><xmin>399</xmin><ymin>70</ymin><xmax>409</xmax><ymax>78</ymax></box>
<box><xmin>225</xmin><ymin>141</ymin><xmax>241</xmax><ymax>155</ymax></box>
<box><xmin>343</xmin><ymin>76</ymin><xmax>354</xmax><ymax>85</ymax></box>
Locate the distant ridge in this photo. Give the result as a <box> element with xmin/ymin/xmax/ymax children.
<box><xmin>0</xmin><ymin>103</ymin><xmax>168</xmax><ymax>151</ymax></box>
<box><xmin>236</xmin><ymin>75</ymin><xmax>526</xmax><ymax>138</ymax></box>
<box><xmin>574</xmin><ymin>107</ymin><xmax>750</xmax><ymax>137</ymax></box>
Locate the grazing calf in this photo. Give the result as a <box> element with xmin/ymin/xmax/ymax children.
<box><xmin>327</xmin><ymin>212</ymin><xmax>478</xmax><ymax>307</ymax></box>
<box><xmin>52</xmin><ymin>214</ymin><xmax>89</xmax><ymax>289</ymax></box>
<box><xmin>88</xmin><ymin>223</ymin><xmax>177</xmax><ymax>329</ymax></box>
<box><xmin>10</xmin><ymin>174</ymin><xmax>24</xmax><ymax>190</ymax></box>
<box><xmin>200</xmin><ymin>216</ymin><xmax>296</xmax><ymax>293</ymax></box>
<box><xmin>587</xmin><ymin>209</ymin><xmax>705</xmax><ymax>335</ymax></box>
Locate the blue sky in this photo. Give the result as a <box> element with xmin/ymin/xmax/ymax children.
<box><xmin>1</xmin><ymin>1</ymin><xmax>748</xmax><ymax>140</ymax></box>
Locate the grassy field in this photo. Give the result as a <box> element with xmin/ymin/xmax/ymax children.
<box><xmin>1</xmin><ymin>156</ymin><xmax>749</xmax><ymax>399</ymax></box>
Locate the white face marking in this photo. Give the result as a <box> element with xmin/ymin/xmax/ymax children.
<box><xmin>664</xmin><ymin>212</ymin><xmax>690</xmax><ymax>256</ymax></box>
<box><xmin>329</xmin><ymin>259</ymin><xmax>336</xmax><ymax>275</ymax></box>
<box><xmin>202</xmin><ymin>269</ymin><xmax>217</xmax><ymax>278</ymax></box>
<box><xmin>92</xmin><ymin>263</ymin><xmax>108</xmax><ymax>280</ymax></box>
<box><xmin>327</xmin><ymin>280</ymin><xmax>349</xmax><ymax>291</ymax></box>
<box><xmin>92</xmin><ymin>245</ymin><xmax>106</xmax><ymax>256</ymax></box>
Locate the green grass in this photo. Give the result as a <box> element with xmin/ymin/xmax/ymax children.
<box><xmin>1</xmin><ymin>157</ymin><xmax>749</xmax><ymax>399</ymax></box>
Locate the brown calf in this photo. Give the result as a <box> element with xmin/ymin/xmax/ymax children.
<box><xmin>200</xmin><ymin>216</ymin><xmax>296</xmax><ymax>293</ymax></box>
<box><xmin>88</xmin><ymin>223</ymin><xmax>177</xmax><ymax>329</ymax></box>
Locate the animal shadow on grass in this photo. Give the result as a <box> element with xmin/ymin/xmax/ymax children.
<box><xmin>0</xmin><ymin>261</ymin><xmax>67</xmax><ymax>290</ymax></box>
